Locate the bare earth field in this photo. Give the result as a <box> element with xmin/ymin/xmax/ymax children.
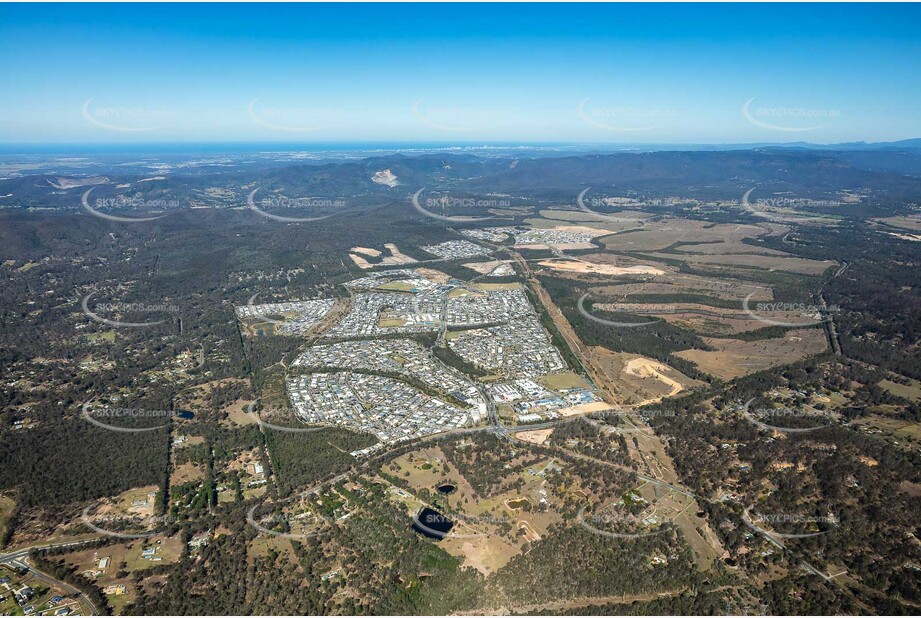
<box><xmin>675</xmin><ymin>329</ymin><xmax>828</xmax><ymax>380</ymax></box>
<box><xmin>590</xmin><ymin>348</ymin><xmax>703</xmax><ymax>407</ymax></box>
<box><xmin>348</xmin><ymin>243</ymin><xmax>418</xmax><ymax>269</ymax></box>
<box><xmin>594</xmin><ymin>302</ymin><xmax>820</xmax><ymax>335</ymax></box>
<box><xmin>537</xmin><ymin>258</ymin><xmax>665</xmax><ymax>277</ymax></box>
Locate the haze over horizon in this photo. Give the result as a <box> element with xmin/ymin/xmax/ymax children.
<box><xmin>2</xmin><ymin>3</ymin><xmax>919</xmax><ymax>145</ymax></box>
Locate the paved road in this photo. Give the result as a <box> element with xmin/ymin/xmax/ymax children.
<box><xmin>1</xmin><ymin>540</ymin><xmax>101</xmax><ymax>615</ymax></box>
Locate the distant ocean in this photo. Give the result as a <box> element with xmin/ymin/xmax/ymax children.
<box><xmin>0</xmin><ymin>142</ymin><xmax>601</xmax><ymax>156</ymax></box>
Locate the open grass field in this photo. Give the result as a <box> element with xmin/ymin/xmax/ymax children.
<box><xmin>874</xmin><ymin>215</ymin><xmax>921</xmax><ymax>232</ymax></box>
<box><xmin>879</xmin><ymin>377</ymin><xmax>921</xmax><ymax>402</ymax></box>
<box><xmin>535</xmin><ymin>209</ymin><xmax>648</xmax><ymax>230</ymax></box>
<box><xmin>641</xmin><ymin>251</ymin><xmax>834</xmax><ymax>275</ymax></box>
<box><xmin>675</xmin><ymin>329</ymin><xmax>828</xmax><ymax>380</ymax></box>
<box><xmin>851</xmin><ymin>415</ymin><xmax>921</xmax><ymax>443</ymax></box>
<box><xmin>468</xmin><ymin>281</ymin><xmax>522</xmax><ymax>291</ymax></box>
<box><xmin>599</xmin><ymin>219</ymin><xmax>775</xmax><ymax>251</ymax></box>
<box><xmin>538</xmin><ymin>370</ymin><xmax>592</xmax><ymax>391</ymax></box>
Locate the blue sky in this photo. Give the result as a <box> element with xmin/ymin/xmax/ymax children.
<box><xmin>1</xmin><ymin>2</ymin><xmax>919</xmax><ymax>144</ymax></box>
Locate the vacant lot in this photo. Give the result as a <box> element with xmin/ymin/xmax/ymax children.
<box><xmin>675</xmin><ymin>329</ymin><xmax>828</xmax><ymax>380</ymax></box>
<box><xmin>591</xmin><ymin>348</ymin><xmax>702</xmax><ymax>406</ymax></box>
<box><xmin>538</xmin><ymin>259</ymin><xmax>665</xmax><ymax>277</ymax></box>
<box><xmin>879</xmin><ymin>377</ymin><xmax>921</xmax><ymax>402</ymax></box>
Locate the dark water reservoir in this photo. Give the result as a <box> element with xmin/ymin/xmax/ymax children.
<box><xmin>412</xmin><ymin>507</ymin><xmax>453</xmax><ymax>540</ymax></box>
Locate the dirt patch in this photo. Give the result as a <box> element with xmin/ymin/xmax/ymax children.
<box><xmin>591</xmin><ymin>348</ymin><xmax>701</xmax><ymax>407</ymax></box>
<box><xmin>349</xmin><ymin>243</ymin><xmax>418</xmax><ymax>269</ymax></box>
<box><xmin>512</xmin><ymin>428</ymin><xmax>553</xmax><ymax>445</ymax></box>
<box><xmin>222</xmin><ymin>398</ymin><xmax>257</xmax><ymax>427</ymax></box>
<box><xmin>538</xmin><ymin>259</ymin><xmax>665</xmax><ymax>277</ymax></box>
<box><xmin>171</xmin><ymin>462</ymin><xmax>204</xmax><ymax>485</ymax></box>
<box><xmin>414</xmin><ymin>267</ymin><xmax>452</xmax><ymax>284</ymax></box>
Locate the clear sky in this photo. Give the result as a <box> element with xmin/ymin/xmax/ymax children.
<box><xmin>1</xmin><ymin>2</ymin><xmax>918</xmax><ymax>145</ymax></box>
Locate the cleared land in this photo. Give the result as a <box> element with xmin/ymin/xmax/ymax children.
<box><xmin>537</xmin><ymin>259</ymin><xmax>665</xmax><ymax>277</ymax></box>
<box><xmin>590</xmin><ymin>348</ymin><xmax>702</xmax><ymax>407</ymax></box>
<box><xmin>675</xmin><ymin>329</ymin><xmax>828</xmax><ymax>380</ymax></box>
